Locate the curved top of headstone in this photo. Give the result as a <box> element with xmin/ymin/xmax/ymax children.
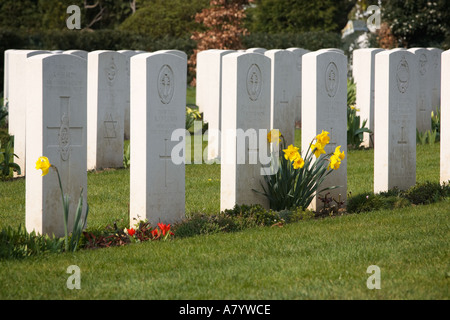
<box><xmin>12</xmin><ymin>49</ymin><xmax>50</xmax><ymax>58</ymax></box>
<box><xmin>246</xmin><ymin>48</ymin><xmax>267</xmax><ymax>54</ymax></box>
<box><xmin>155</xmin><ymin>50</ymin><xmax>187</xmax><ymax>61</ymax></box>
<box><xmin>64</xmin><ymin>50</ymin><xmax>88</xmax><ymax>59</ymax></box>
<box><xmin>264</xmin><ymin>49</ymin><xmax>294</xmax><ymax>58</ymax></box>
<box><xmin>318</xmin><ymin>48</ymin><xmax>345</xmax><ymax>54</ymax></box>
<box><xmin>286</xmin><ymin>47</ymin><xmax>310</xmax><ymax>54</ymax></box>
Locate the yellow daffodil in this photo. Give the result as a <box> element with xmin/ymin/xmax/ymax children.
<box><xmin>328</xmin><ymin>154</ymin><xmax>341</xmax><ymax>170</ymax></box>
<box><xmin>292</xmin><ymin>153</ymin><xmax>305</xmax><ymax>169</ymax></box>
<box><xmin>35</xmin><ymin>156</ymin><xmax>51</xmax><ymax>176</ymax></box>
<box><xmin>316</xmin><ymin>130</ymin><xmax>330</xmax><ymax>146</ymax></box>
<box><xmin>267</xmin><ymin>129</ymin><xmax>282</xmax><ymax>145</ymax></box>
<box><xmin>311</xmin><ymin>141</ymin><xmax>326</xmax><ymax>158</ymax></box>
<box><xmin>333</xmin><ymin>145</ymin><xmax>345</xmax><ymax>161</ymax></box>
<box><xmin>283</xmin><ymin>145</ymin><xmax>299</xmax><ymax>161</ymax></box>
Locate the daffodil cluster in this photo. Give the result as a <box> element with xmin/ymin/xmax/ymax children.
<box><xmin>283</xmin><ymin>145</ymin><xmax>305</xmax><ymax>169</ymax></box>
<box><xmin>328</xmin><ymin>146</ymin><xmax>345</xmax><ymax>170</ymax></box>
<box><xmin>310</xmin><ymin>130</ymin><xmax>330</xmax><ymax>158</ymax></box>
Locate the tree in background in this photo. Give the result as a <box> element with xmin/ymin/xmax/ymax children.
<box><xmin>189</xmin><ymin>0</ymin><xmax>253</xmax><ymax>85</ymax></box>
<box><xmin>381</xmin><ymin>0</ymin><xmax>450</xmax><ymax>48</ymax></box>
<box><xmin>0</xmin><ymin>0</ymin><xmax>135</xmax><ymax>31</ymax></box>
<box><xmin>119</xmin><ymin>0</ymin><xmax>209</xmax><ymax>38</ymax></box>
<box><xmin>245</xmin><ymin>0</ymin><xmax>356</xmax><ymax>34</ymax></box>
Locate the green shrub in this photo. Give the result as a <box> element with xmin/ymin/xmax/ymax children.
<box><xmin>174</xmin><ymin>204</ymin><xmax>316</xmax><ymax>239</ymax></box>
<box><xmin>404</xmin><ymin>181</ymin><xmax>447</xmax><ymax>205</ymax></box>
<box><xmin>0</xmin><ymin>225</ymin><xmax>64</xmax><ymax>260</ymax></box>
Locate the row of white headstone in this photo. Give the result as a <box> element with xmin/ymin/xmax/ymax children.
<box><xmin>197</xmin><ymin>47</ymin><xmax>449</xmax><ymax>198</ymax></box>
<box><xmin>3</xmin><ymin>47</ymin><xmax>450</xmax><ymax>238</ymax></box>
<box><xmin>4</xmin><ymin>49</ymin><xmax>187</xmax><ymax>237</ymax></box>
<box><xmin>5</xmin><ymin>49</ymin><xmax>150</xmax><ymax>177</ymax></box>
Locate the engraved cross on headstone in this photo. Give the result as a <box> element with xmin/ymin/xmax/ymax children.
<box><xmin>160</xmin><ymin>138</ymin><xmax>172</xmax><ymax>188</ymax></box>
<box><xmin>104</xmin><ymin>112</ymin><xmax>117</xmax><ymax>139</ymax></box>
<box><xmin>279</xmin><ymin>89</ymin><xmax>289</xmax><ymax>107</ymax></box>
<box><xmin>328</xmin><ymin>127</ymin><xmax>337</xmax><ymax>149</ymax></box>
<box><xmin>418</xmin><ymin>94</ymin><xmax>428</xmax><ymax>128</ymax></box>
<box><xmin>47</xmin><ymin>96</ymin><xmax>82</xmax><ymax>162</ymax></box>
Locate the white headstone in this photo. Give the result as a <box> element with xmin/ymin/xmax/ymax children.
<box><xmin>220</xmin><ymin>52</ymin><xmax>271</xmax><ymax>211</ymax></box>
<box><xmin>428</xmin><ymin>48</ymin><xmax>443</xmax><ymax>112</ymax></box>
<box><xmin>287</xmin><ymin>47</ymin><xmax>310</xmax><ymax>128</ymax></box>
<box><xmin>118</xmin><ymin>50</ymin><xmax>146</xmax><ymax>140</ymax></box>
<box><xmin>408</xmin><ymin>48</ymin><xmax>432</xmax><ymax>132</ymax></box>
<box><xmin>441</xmin><ymin>50</ymin><xmax>450</xmax><ymax>184</ymax></box>
<box><xmin>352</xmin><ymin>48</ymin><xmax>384</xmax><ymax>148</ymax></box>
<box><xmin>129</xmin><ymin>52</ymin><xmax>186</xmax><ymax>226</ymax></box>
<box><xmin>25</xmin><ymin>53</ymin><xmax>87</xmax><ymax>237</ymax></box>
<box><xmin>246</xmin><ymin>48</ymin><xmax>267</xmax><ymax>54</ymax></box>
<box><xmin>302</xmin><ymin>50</ymin><xmax>347</xmax><ymax>210</ymax></box>
<box><xmin>374</xmin><ymin>49</ymin><xmax>417</xmax><ymax>193</ymax></box>
<box><xmin>265</xmin><ymin>49</ymin><xmax>296</xmax><ymax>146</ymax></box>
<box><xmin>8</xmin><ymin>50</ymin><xmax>50</xmax><ymax>176</ymax></box>
<box><xmin>87</xmin><ymin>50</ymin><xmax>127</xmax><ymax>170</ymax></box>
<box><xmin>196</xmin><ymin>49</ymin><xmax>217</xmax><ymax>122</ymax></box>
<box><xmin>64</xmin><ymin>50</ymin><xmax>88</xmax><ymax>60</ymax></box>
<box><xmin>197</xmin><ymin>49</ymin><xmax>234</xmax><ymax>161</ymax></box>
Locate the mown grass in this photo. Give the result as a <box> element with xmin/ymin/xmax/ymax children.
<box><xmin>0</xmin><ymin>200</ymin><xmax>448</xmax><ymax>299</ymax></box>
<box><xmin>0</xmin><ymin>130</ymin><xmax>447</xmax><ymax>299</ymax></box>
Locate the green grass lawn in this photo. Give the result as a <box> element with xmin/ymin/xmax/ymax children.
<box><xmin>0</xmin><ymin>131</ymin><xmax>448</xmax><ymax>299</ymax></box>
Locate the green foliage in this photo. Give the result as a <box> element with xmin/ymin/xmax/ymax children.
<box><xmin>119</xmin><ymin>0</ymin><xmax>209</xmax><ymax>38</ymax></box>
<box><xmin>417</xmin><ymin>129</ymin><xmax>438</xmax><ymax>145</ymax></box>
<box><xmin>347</xmin><ymin>106</ymin><xmax>371</xmax><ymax>149</ymax></box>
<box><xmin>256</xmin><ymin>136</ymin><xmax>340</xmax><ymax>211</ymax></box>
<box><xmin>242</xmin><ymin>31</ymin><xmax>342</xmax><ymax>51</ymax></box>
<box><xmin>173</xmin><ymin>204</ymin><xmax>314</xmax><ymax>238</ymax></box>
<box><xmin>0</xmin><ymin>101</ymin><xmax>7</xmax><ymax>128</ymax></box>
<box><xmin>347</xmin><ymin>79</ymin><xmax>371</xmax><ymax>149</ymax></box>
<box><xmin>404</xmin><ymin>181</ymin><xmax>449</xmax><ymax>205</ymax></box>
<box><xmin>0</xmin><ymin>135</ymin><xmax>21</xmax><ymax>180</ymax></box>
<box><xmin>347</xmin><ymin>181</ymin><xmax>450</xmax><ymax>213</ymax></box>
<box><xmin>245</xmin><ymin>0</ymin><xmax>356</xmax><ymax>34</ymax></box>
<box><xmin>431</xmin><ymin>109</ymin><xmax>440</xmax><ymax>140</ymax></box>
<box><xmin>347</xmin><ymin>191</ymin><xmax>410</xmax><ymax>213</ymax></box>
<box><xmin>347</xmin><ymin>77</ymin><xmax>356</xmax><ymax>107</ymax></box>
<box><xmin>186</xmin><ymin>106</ymin><xmax>201</xmax><ymax>131</ymax></box>
<box><xmin>0</xmin><ymin>0</ymin><xmax>134</xmax><ymax>31</ymax></box>
<box><xmin>0</xmin><ymin>225</ymin><xmax>64</xmax><ymax>260</ymax></box>
<box><xmin>123</xmin><ymin>143</ymin><xmax>130</xmax><ymax>169</ymax></box>
<box><xmin>382</xmin><ymin>0</ymin><xmax>450</xmax><ymax>49</ymax></box>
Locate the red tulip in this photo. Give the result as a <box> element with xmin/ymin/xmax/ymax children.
<box><xmin>151</xmin><ymin>228</ymin><xmax>159</xmax><ymax>238</ymax></box>
<box><xmin>127</xmin><ymin>228</ymin><xmax>136</xmax><ymax>236</ymax></box>
<box><xmin>157</xmin><ymin>223</ymin><xmax>171</xmax><ymax>236</ymax></box>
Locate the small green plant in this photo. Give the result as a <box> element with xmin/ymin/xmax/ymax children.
<box><xmin>186</xmin><ymin>106</ymin><xmax>201</xmax><ymax>131</ymax></box>
<box><xmin>347</xmin><ymin>105</ymin><xmax>371</xmax><ymax>149</ymax></box>
<box><xmin>417</xmin><ymin>129</ymin><xmax>438</xmax><ymax>145</ymax></box>
<box><xmin>0</xmin><ymin>225</ymin><xmax>64</xmax><ymax>260</ymax></box>
<box><xmin>173</xmin><ymin>204</ymin><xmax>314</xmax><ymax>239</ymax></box>
<box><xmin>347</xmin><ymin>78</ymin><xmax>356</xmax><ymax>107</ymax></box>
<box><xmin>0</xmin><ymin>135</ymin><xmax>21</xmax><ymax>180</ymax></box>
<box><xmin>0</xmin><ymin>100</ymin><xmax>8</xmax><ymax>128</ymax></box>
<box><xmin>431</xmin><ymin>109</ymin><xmax>440</xmax><ymax>141</ymax></box>
<box><xmin>35</xmin><ymin>156</ymin><xmax>89</xmax><ymax>252</ymax></box>
<box><xmin>404</xmin><ymin>181</ymin><xmax>448</xmax><ymax>205</ymax></box>
<box><xmin>123</xmin><ymin>143</ymin><xmax>130</xmax><ymax>168</ymax></box>
<box><xmin>256</xmin><ymin>130</ymin><xmax>345</xmax><ymax>211</ymax></box>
